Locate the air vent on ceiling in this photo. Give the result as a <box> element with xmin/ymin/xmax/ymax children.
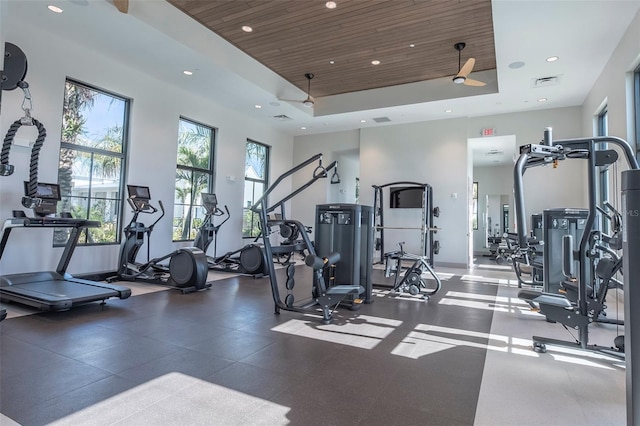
<box><xmin>273</xmin><ymin>114</ymin><xmax>293</xmax><ymax>121</ymax></box>
<box><xmin>485</xmin><ymin>150</ymin><xmax>504</xmax><ymax>156</ymax></box>
<box><xmin>532</xmin><ymin>75</ymin><xmax>561</xmax><ymax>88</ymax></box>
<box><xmin>372</xmin><ymin>116</ymin><xmax>391</xmax><ymax>123</ymax></box>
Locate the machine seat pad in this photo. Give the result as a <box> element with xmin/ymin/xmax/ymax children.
<box><xmin>518</xmin><ymin>289</ymin><xmax>572</xmax><ymax>308</ymax></box>
<box><xmin>326</xmin><ymin>285</ymin><xmax>364</xmax><ymax>295</ymax></box>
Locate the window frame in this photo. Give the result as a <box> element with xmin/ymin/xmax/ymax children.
<box><xmin>57</xmin><ymin>78</ymin><xmax>130</xmax><ymax>246</ymax></box>
<box><xmin>243</xmin><ymin>140</ymin><xmax>270</xmax><ymax>239</ymax></box>
<box><xmin>173</xmin><ymin>116</ymin><xmax>216</xmax><ymax>242</ymax></box>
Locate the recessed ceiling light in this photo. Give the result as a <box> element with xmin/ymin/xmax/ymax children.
<box><xmin>329</xmin><ymin>60</ymin><xmax>335</xmax><ymax>64</ymax></box>
<box><xmin>546</xmin><ymin>56</ymin><xmax>559</xmax><ymax>62</ymax></box>
<box><xmin>242</xmin><ymin>25</ymin><xmax>253</xmax><ymax>32</ymax></box>
<box><xmin>409</xmin><ymin>44</ymin><xmax>415</xmax><ymax>48</ymax></box>
<box><xmin>47</xmin><ymin>5</ymin><xmax>63</xmax><ymax>13</ymax></box>
<box><xmin>301</xmin><ymin>126</ymin><xmax>307</xmax><ymax>130</ymax></box>
<box><xmin>254</xmin><ymin>104</ymin><xmax>262</xmax><ymax>109</ymax></box>
<box><xmin>325</xmin><ymin>1</ymin><xmax>337</xmax><ymax>9</ymax></box>
<box><xmin>360</xmin><ymin>119</ymin><xmax>367</xmax><ymax>123</ymax></box>
<box><xmin>371</xmin><ymin>60</ymin><xmax>381</xmax><ymax>65</ymax></box>
<box><xmin>509</xmin><ymin>61</ymin><xmax>525</xmax><ymax>69</ymax></box>
<box><xmin>183</xmin><ymin>70</ymin><xmax>193</xmax><ymax>75</ymax></box>
<box><xmin>445</xmin><ymin>109</ymin><xmax>453</xmax><ymax>113</ymax></box>
<box><xmin>537</xmin><ymin>98</ymin><xmax>548</xmax><ymax>102</ymax></box>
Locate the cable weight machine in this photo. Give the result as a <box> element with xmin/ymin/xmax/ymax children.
<box><xmin>251</xmin><ymin>154</ymin><xmax>364</xmax><ymax>324</ymax></box>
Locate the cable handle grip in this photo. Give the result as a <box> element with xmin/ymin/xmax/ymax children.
<box><xmin>305</xmin><ymin>252</ymin><xmax>341</xmax><ymax>270</ymax></box>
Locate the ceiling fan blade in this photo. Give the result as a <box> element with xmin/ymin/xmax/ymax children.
<box><xmin>456</xmin><ymin>57</ymin><xmax>475</xmax><ymax>78</ymax></box>
<box><xmin>464</xmin><ymin>77</ymin><xmax>486</xmax><ymax>87</ymax></box>
<box><xmin>113</xmin><ymin>0</ymin><xmax>129</xmax><ymax>13</ymax></box>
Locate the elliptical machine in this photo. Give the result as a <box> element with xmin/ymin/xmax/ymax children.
<box><xmin>193</xmin><ymin>192</ymin><xmax>229</xmax><ymax>258</ymax></box>
<box><xmin>193</xmin><ymin>193</ymin><xmax>268</xmax><ymax>276</ymax></box>
<box><xmin>111</xmin><ymin>185</ymin><xmax>210</xmax><ymax>294</ymax></box>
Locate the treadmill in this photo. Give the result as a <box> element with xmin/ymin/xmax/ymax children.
<box><xmin>0</xmin><ymin>182</ymin><xmax>131</xmax><ymax>311</ymax></box>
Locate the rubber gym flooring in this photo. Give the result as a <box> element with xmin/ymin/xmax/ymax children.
<box><xmin>0</xmin><ymin>260</ymin><xmax>625</xmax><ymax>425</ymax></box>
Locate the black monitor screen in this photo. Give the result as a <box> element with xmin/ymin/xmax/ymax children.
<box><xmin>127</xmin><ymin>185</ymin><xmax>151</xmax><ymax>200</ymax></box>
<box><xmin>201</xmin><ymin>193</ymin><xmax>217</xmax><ymax>208</ymax></box>
<box><xmin>389</xmin><ymin>186</ymin><xmax>424</xmax><ymax>209</ymax></box>
<box><xmin>24</xmin><ymin>182</ymin><xmax>61</xmax><ymax>200</ymax></box>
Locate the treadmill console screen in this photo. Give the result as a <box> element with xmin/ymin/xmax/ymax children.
<box><xmin>24</xmin><ymin>182</ymin><xmax>61</xmax><ymax>216</ymax></box>
<box><xmin>127</xmin><ymin>185</ymin><xmax>151</xmax><ymax>200</ymax></box>
<box><xmin>24</xmin><ymin>181</ymin><xmax>62</xmax><ymax>200</ymax></box>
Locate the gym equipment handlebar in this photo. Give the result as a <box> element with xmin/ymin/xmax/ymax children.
<box><xmin>305</xmin><ymin>252</ymin><xmax>341</xmax><ymax>270</ymax></box>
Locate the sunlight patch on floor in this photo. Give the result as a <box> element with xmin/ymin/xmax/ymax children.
<box><xmin>271</xmin><ymin>314</ymin><xmax>401</xmax><ymax>349</ymax></box>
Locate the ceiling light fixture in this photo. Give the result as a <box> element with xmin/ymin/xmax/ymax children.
<box><xmin>242</xmin><ymin>25</ymin><xmax>253</xmax><ymax>32</ymax></box>
<box><xmin>445</xmin><ymin>109</ymin><xmax>453</xmax><ymax>113</ymax></box>
<box><xmin>302</xmin><ymin>73</ymin><xmax>315</xmax><ymax>108</ymax></box>
<box><xmin>537</xmin><ymin>97</ymin><xmax>548</xmax><ymax>102</ymax></box>
<box><xmin>183</xmin><ymin>70</ymin><xmax>193</xmax><ymax>75</ymax></box>
<box><xmin>47</xmin><ymin>5</ymin><xmax>63</xmax><ymax>13</ymax></box>
<box><xmin>329</xmin><ymin>60</ymin><xmax>335</xmax><ymax>64</ymax></box>
<box><xmin>360</xmin><ymin>119</ymin><xmax>367</xmax><ymax>123</ymax></box>
<box><xmin>301</xmin><ymin>126</ymin><xmax>307</xmax><ymax>130</ymax></box>
<box><xmin>409</xmin><ymin>44</ymin><xmax>415</xmax><ymax>48</ymax></box>
<box><xmin>371</xmin><ymin>60</ymin><xmax>381</xmax><ymax>65</ymax></box>
<box><xmin>546</xmin><ymin>56</ymin><xmax>559</xmax><ymax>62</ymax></box>
<box><xmin>254</xmin><ymin>104</ymin><xmax>262</xmax><ymax>109</ymax></box>
<box><xmin>325</xmin><ymin>1</ymin><xmax>337</xmax><ymax>9</ymax></box>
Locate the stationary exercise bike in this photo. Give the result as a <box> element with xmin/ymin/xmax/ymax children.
<box><xmin>111</xmin><ymin>185</ymin><xmax>210</xmax><ymax>293</ymax></box>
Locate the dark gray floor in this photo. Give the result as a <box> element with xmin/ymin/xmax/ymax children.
<box><xmin>0</xmin><ymin>266</ymin><xmax>497</xmax><ymax>425</ymax></box>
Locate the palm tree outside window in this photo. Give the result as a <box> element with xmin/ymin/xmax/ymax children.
<box><xmin>243</xmin><ymin>140</ymin><xmax>269</xmax><ymax>238</ymax></box>
<box><xmin>173</xmin><ymin>117</ymin><xmax>215</xmax><ymax>241</ymax></box>
<box><xmin>57</xmin><ymin>79</ymin><xmax>129</xmax><ymax>246</ymax></box>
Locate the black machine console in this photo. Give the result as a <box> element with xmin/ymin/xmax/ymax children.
<box><xmin>23</xmin><ymin>181</ymin><xmax>61</xmax><ymax>217</ymax></box>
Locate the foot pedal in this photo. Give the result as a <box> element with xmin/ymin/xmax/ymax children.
<box><xmin>353</xmin><ymin>298</ymin><xmax>363</xmax><ymax>304</ymax></box>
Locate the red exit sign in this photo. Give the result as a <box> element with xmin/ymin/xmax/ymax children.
<box><xmin>481</xmin><ymin>128</ymin><xmax>494</xmax><ymax>136</ymax></box>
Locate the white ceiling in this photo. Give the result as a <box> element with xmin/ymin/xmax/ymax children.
<box><xmin>4</xmin><ymin>0</ymin><xmax>640</xmax><ymax>153</ymax></box>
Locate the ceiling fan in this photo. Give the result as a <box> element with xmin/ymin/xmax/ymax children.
<box><xmin>279</xmin><ymin>73</ymin><xmax>315</xmax><ymax>108</ymax></box>
<box><xmin>452</xmin><ymin>42</ymin><xmax>486</xmax><ymax>87</ymax></box>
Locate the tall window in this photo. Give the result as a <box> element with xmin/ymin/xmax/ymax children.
<box><xmin>243</xmin><ymin>140</ymin><xmax>269</xmax><ymax>238</ymax></box>
<box><xmin>57</xmin><ymin>79</ymin><xmax>129</xmax><ymax>245</ymax></box>
<box><xmin>173</xmin><ymin>117</ymin><xmax>215</xmax><ymax>241</ymax></box>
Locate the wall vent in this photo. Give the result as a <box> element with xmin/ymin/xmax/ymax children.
<box><xmin>372</xmin><ymin>116</ymin><xmax>391</xmax><ymax>123</ymax></box>
<box><xmin>532</xmin><ymin>75</ymin><xmax>561</xmax><ymax>88</ymax></box>
<box><xmin>273</xmin><ymin>114</ymin><xmax>293</xmax><ymax>121</ymax></box>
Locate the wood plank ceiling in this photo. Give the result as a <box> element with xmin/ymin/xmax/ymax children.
<box><xmin>166</xmin><ymin>0</ymin><xmax>496</xmax><ymax>98</ymax></box>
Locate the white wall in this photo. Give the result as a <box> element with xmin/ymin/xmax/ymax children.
<box><xmin>581</xmin><ymin>9</ymin><xmax>640</xmax><ymax>202</ymax></box>
<box><xmin>290</xmin><ymin>130</ymin><xmax>360</xmax><ymax>228</ymax></box>
<box><xmin>0</xmin><ymin>14</ymin><xmax>293</xmax><ymax>275</ymax></box>
<box><xmin>293</xmin><ymin>107</ymin><xmax>585</xmax><ymax>267</ymax></box>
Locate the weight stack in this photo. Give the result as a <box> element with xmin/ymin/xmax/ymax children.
<box><xmin>314</xmin><ymin>204</ymin><xmax>374</xmax><ymax>303</ymax></box>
